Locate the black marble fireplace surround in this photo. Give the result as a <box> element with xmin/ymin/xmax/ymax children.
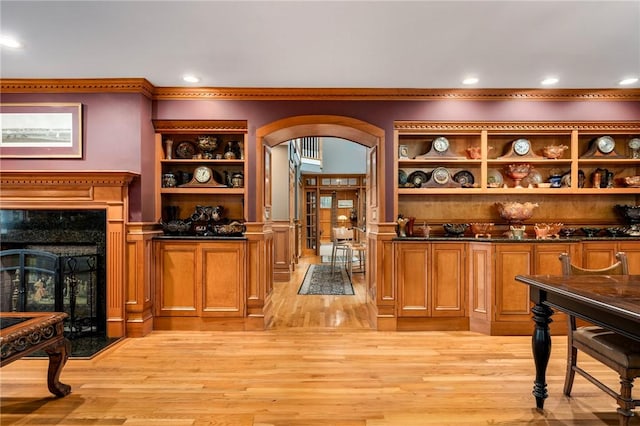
<box><xmin>0</xmin><ymin>209</ymin><xmax>116</xmax><ymax>357</ymax></box>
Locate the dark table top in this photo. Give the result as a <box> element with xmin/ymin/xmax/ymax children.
<box><xmin>516</xmin><ymin>274</ymin><xmax>640</xmax><ymax>321</ymax></box>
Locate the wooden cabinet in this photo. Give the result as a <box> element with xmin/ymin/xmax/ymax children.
<box><xmin>494</xmin><ymin>244</ymin><xmax>533</xmax><ymax>323</ymax></box>
<box><xmin>154</xmin><ymin>240</ymin><xmax>246</xmax><ymax>319</ymax></box>
<box><xmin>495</xmin><ymin>242</ymin><xmax>579</xmax><ymax>322</ymax></box>
<box><xmin>582</xmin><ymin>240</ymin><xmax>640</xmax><ymax>273</ymax></box>
<box><xmin>395</xmin><ymin>241</ymin><xmax>466</xmax><ymax>320</ymax></box>
<box><xmin>153</xmin><ymin>120</ymin><xmax>248</xmax><ymax>227</ymax></box>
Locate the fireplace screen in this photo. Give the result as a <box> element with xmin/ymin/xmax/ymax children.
<box><xmin>0</xmin><ymin>209</ymin><xmax>108</xmax><ymax>356</ymax></box>
<box><xmin>1</xmin><ymin>249</ymin><xmax>100</xmax><ymax>338</ymax></box>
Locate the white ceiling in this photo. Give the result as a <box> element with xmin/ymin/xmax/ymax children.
<box><xmin>1</xmin><ymin>1</ymin><xmax>639</xmax><ymax>89</ymax></box>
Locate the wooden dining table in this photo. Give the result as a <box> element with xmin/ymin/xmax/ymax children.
<box><xmin>515</xmin><ymin>274</ymin><xmax>640</xmax><ymax>410</ymax></box>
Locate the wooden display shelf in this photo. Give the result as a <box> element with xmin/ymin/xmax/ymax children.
<box><xmin>160</xmin><ymin>187</ymin><xmax>244</xmax><ymax>195</ymax></box>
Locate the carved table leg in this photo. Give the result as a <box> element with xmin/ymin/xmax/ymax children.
<box><xmin>531</xmin><ymin>303</ymin><xmax>553</xmax><ymax>409</ymax></box>
<box><xmin>44</xmin><ymin>338</ymin><xmax>71</xmax><ymax>397</ymax></box>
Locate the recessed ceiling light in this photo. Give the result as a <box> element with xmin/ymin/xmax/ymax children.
<box><xmin>183</xmin><ymin>74</ymin><xmax>200</xmax><ymax>83</ymax></box>
<box><xmin>462</xmin><ymin>77</ymin><xmax>479</xmax><ymax>85</ymax></box>
<box><xmin>619</xmin><ymin>77</ymin><xmax>639</xmax><ymax>86</ymax></box>
<box><xmin>0</xmin><ymin>35</ymin><xmax>22</xmax><ymax>49</ymax></box>
<box><xmin>541</xmin><ymin>77</ymin><xmax>559</xmax><ymax>86</ymax></box>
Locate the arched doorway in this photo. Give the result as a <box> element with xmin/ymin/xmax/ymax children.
<box><xmin>255</xmin><ymin>115</ymin><xmax>385</xmax><ymax>329</ymax></box>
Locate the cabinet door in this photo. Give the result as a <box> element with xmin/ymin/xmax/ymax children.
<box><xmin>396</xmin><ymin>243</ymin><xmax>430</xmax><ymax>317</ymax></box>
<box><xmin>201</xmin><ymin>242</ymin><xmax>245</xmax><ymax>317</ymax></box>
<box><xmin>582</xmin><ymin>242</ymin><xmax>617</xmax><ymax>269</ymax></box>
<box><xmin>154</xmin><ymin>242</ymin><xmax>198</xmax><ymax>316</ymax></box>
<box><xmin>534</xmin><ymin>243</ymin><xmax>579</xmax><ymax>275</ymax></box>
<box><xmin>494</xmin><ymin>244</ymin><xmax>532</xmax><ymax>322</ymax></box>
<box><xmin>618</xmin><ymin>242</ymin><xmax>640</xmax><ymax>274</ymax></box>
<box><xmin>431</xmin><ymin>243</ymin><xmax>466</xmax><ymax>317</ymax></box>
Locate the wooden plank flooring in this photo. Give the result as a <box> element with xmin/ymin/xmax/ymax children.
<box><xmin>1</xmin><ymin>256</ymin><xmax>637</xmax><ymax>425</ymax></box>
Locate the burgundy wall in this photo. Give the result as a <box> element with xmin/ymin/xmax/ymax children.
<box><xmin>3</xmin><ymin>92</ymin><xmax>640</xmax><ymax>223</ymax></box>
<box><xmin>155</xmin><ymin>99</ymin><xmax>640</xmax><ymax>221</ymax></box>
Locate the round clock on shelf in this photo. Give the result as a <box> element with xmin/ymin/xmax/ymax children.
<box><xmin>629</xmin><ymin>137</ymin><xmax>640</xmax><ymax>159</ymax></box>
<box><xmin>513</xmin><ymin>138</ymin><xmax>531</xmax><ymax>156</ymax></box>
<box><xmin>432</xmin><ymin>167</ymin><xmax>450</xmax><ymax>185</ymax></box>
<box><xmin>596</xmin><ymin>136</ymin><xmax>615</xmax><ymax>154</ymax></box>
<box><xmin>581</xmin><ymin>135</ymin><xmax>623</xmax><ymax>158</ymax></box>
<box><xmin>194</xmin><ymin>166</ymin><xmax>213</xmax><ymax>183</ymax></box>
<box><xmin>433</xmin><ymin>137</ymin><xmax>450</xmax><ymax>153</ymax></box>
<box><xmin>179</xmin><ymin>166</ymin><xmax>226</xmax><ymax>187</ymax></box>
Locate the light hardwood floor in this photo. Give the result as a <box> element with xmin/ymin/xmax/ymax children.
<box><xmin>1</xmin><ymin>255</ymin><xmax>637</xmax><ymax>425</ymax></box>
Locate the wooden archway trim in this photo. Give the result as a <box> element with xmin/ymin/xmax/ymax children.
<box><xmin>254</xmin><ymin>115</ymin><xmax>385</xmax><ymax>222</ymax></box>
<box><xmin>259</xmin><ymin>115</ymin><xmax>382</xmax><ymax>148</ymax></box>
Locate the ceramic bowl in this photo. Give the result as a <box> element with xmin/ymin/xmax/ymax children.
<box><xmin>504</xmin><ymin>163</ymin><xmax>532</xmax><ymax>180</ymax></box>
<box><xmin>559</xmin><ymin>227</ymin><xmax>577</xmax><ymax>237</ymax></box>
<box><xmin>542</xmin><ymin>144</ymin><xmax>568</xmax><ymax>159</ymax></box>
<box><xmin>581</xmin><ymin>227</ymin><xmax>601</xmax><ymax>237</ymax></box>
<box><xmin>615</xmin><ymin>204</ymin><xmax>640</xmax><ymax>224</ymax></box>
<box><xmin>496</xmin><ymin>202</ymin><xmax>539</xmax><ymax>224</ymax></box>
<box><xmin>623</xmin><ymin>175</ymin><xmax>640</xmax><ymax>187</ymax></box>
<box><xmin>466</xmin><ymin>146</ymin><xmax>482</xmax><ymax>159</ymax></box>
<box><xmin>469</xmin><ymin>222</ymin><xmax>493</xmax><ymax>235</ymax></box>
<box><xmin>546</xmin><ymin>222</ymin><xmax>564</xmax><ymax>236</ymax></box>
<box><xmin>443</xmin><ymin>223</ymin><xmax>468</xmax><ymax>237</ymax></box>
<box><xmin>606</xmin><ymin>227</ymin><xmax>625</xmax><ymax>237</ymax></box>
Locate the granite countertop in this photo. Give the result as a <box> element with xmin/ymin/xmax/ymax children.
<box><xmin>154</xmin><ymin>235</ymin><xmax>247</xmax><ymax>240</ymax></box>
<box><xmin>393</xmin><ymin>236</ymin><xmax>640</xmax><ymax>242</ymax></box>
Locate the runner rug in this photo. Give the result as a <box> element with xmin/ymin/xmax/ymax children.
<box><xmin>297</xmin><ymin>264</ymin><xmax>355</xmax><ymax>295</ymax></box>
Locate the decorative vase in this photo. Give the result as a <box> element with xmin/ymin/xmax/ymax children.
<box><xmin>397</xmin><ymin>217</ymin><xmax>408</xmax><ymax>237</ymax></box>
<box><xmin>164</xmin><ymin>139</ymin><xmax>174</xmax><ymax>160</ymax></box>
<box><xmin>406</xmin><ymin>217</ymin><xmax>415</xmax><ymax>237</ymax></box>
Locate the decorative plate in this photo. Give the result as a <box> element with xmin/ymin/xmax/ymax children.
<box><xmin>453</xmin><ymin>170</ymin><xmax>475</xmax><ymax>187</ymax></box>
<box><xmin>408</xmin><ymin>170</ymin><xmax>429</xmax><ymax>187</ymax></box>
<box><xmin>175</xmin><ymin>141</ymin><xmax>196</xmax><ymax>159</ymax></box>
<box><xmin>398</xmin><ymin>169</ymin><xmax>408</xmax><ymax>185</ymax></box>
<box><xmin>487</xmin><ymin>169</ymin><xmax>504</xmax><ymax>187</ymax></box>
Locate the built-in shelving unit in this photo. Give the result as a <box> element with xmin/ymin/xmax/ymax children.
<box><xmin>394</xmin><ymin>121</ymin><xmax>640</xmax><ymax>226</ymax></box>
<box><xmin>153</xmin><ymin>120</ymin><xmax>248</xmax><ymax>226</ymax></box>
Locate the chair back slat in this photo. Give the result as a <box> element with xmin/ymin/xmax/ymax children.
<box><xmin>559</xmin><ymin>252</ymin><xmax>629</xmax><ymax>276</ymax></box>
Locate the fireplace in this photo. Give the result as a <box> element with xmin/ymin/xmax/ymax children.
<box><xmin>0</xmin><ymin>171</ymin><xmax>139</xmax><ymax>339</ymax></box>
<box><xmin>0</xmin><ymin>209</ymin><xmax>110</xmax><ymax>356</ymax></box>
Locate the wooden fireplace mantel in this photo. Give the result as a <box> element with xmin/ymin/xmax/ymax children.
<box><xmin>0</xmin><ymin>170</ymin><xmax>139</xmax><ymax>338</ymax></box>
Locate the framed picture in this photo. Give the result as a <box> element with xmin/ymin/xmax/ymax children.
<box><xmin>398</xmin><ymin>144</ymin><xmax>409</xmax><ymax>159</ymax></box>
<box><xmin>338</xmin><ymin>199</ymin><xmax>353</xmax><ymax>208</ymax></box>
<box><xmin>0</xmin><ymin>103</ymin><xmax>83</xmax><ymax>158</ymax></box>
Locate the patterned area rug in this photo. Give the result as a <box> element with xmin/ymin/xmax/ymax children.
<box><xmin>297</xmin><ymin>264</ymin><xmax>354</xmax><ymax>295</ymax></box>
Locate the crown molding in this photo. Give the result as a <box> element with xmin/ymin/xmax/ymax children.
<box><xmin>152</xmin><ymin>120</ymin><xmax>248</xmax><ymax>133</ymax></box>
<box><xmin>1</xmin><ymin>79</ymin><xmax>639</xmax><ymax>101</ymax></box>
<box><xmin>0</xmin><ymin>79</ymin><xmax>155</xmax><ymax>99</ymax></box>
<box><xmin>395</xmin><ymin>121</ymin><xmax>640</xmax><ymax>132</ymax></box>
<box><xmin>153</xmin><ymin>87</ymin><xmax>640</xmax><ymax>101</ymax></box>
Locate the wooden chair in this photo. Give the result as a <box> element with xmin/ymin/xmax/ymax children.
<box><xmin>559</xmin><ymin>252</ymin><xmax>640</xmax><ymax>425</ymax></box>
<box><xmin>331</xmin><ymin>227</ymin><xmax>353</xmax><ymax>273</ymax></box>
